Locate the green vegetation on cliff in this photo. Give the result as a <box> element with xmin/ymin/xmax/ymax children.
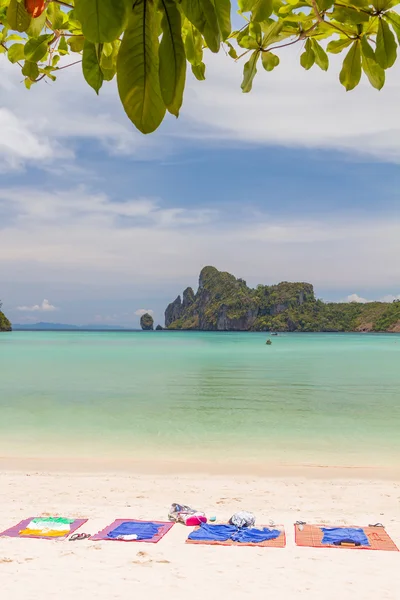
<box><xmin>0</xmin><ymin>301</ymin><xmax>12</xmax><ymax>332</ymax></box>
<box><xmin>165</xmin><ymin>267</ymin><xmax>400</xmax><ymax>333</ymax></box>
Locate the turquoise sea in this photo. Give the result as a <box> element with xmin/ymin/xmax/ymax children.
<box><xmin>0</xmin><ymin>331</ymin><xmax>400</xmax><ymax>468</ymax></box>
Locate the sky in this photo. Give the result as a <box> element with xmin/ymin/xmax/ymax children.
<box><xmin>1</xmin><ymin>39</ymin><xmax>400</xmax><ymax>327</ymax></box>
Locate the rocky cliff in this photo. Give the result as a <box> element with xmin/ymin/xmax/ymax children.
<box><xmin>0</xmin><ymin>310</ymin><xmax>12</xmax><ymax>332</ymax></box>
<box><xmin>140</xmin><ymin>313</ymin><xmax>154</xmax><ymax>330</ymax></box>
<box><xmin>164</xmin><ymin>267</ymin><xmax>400</xmax><ymax>332</ymax></box>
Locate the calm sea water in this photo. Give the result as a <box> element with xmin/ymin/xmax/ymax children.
<box><xmin>0</xmin><ymin>331</ymin><xmax>399</xmax><ymax>467</ymax></box>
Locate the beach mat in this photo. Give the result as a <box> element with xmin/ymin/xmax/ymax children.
<box><xmin>187</xmin><ymin>524</ymin><xmax>286</xmax><ymax>548</ymax></box>
<box><xmin>90</xmin><ymin>519</ymin><xmax>174</xmax><ymax>543</ymax></box>
<box><xmin>295</xmin><ymin>524</ymin><xmax>399</xmax><ymax>551</ymax></box>
<box><xmin>0</xmin><ymin>517</ymin><xmax>87</xmax><ymax>540</ymax></box>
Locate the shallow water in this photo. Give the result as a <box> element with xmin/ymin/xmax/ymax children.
<box><xmin>0</xmin><ymin>331</ymin><xmax>399</xmax><ymax>468</ymax></box>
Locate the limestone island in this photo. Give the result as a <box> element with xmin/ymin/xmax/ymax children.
<box><xmin>164</xmin><ymin>266</ymin><xmax>400</xmax><ymax>332</ymax></box>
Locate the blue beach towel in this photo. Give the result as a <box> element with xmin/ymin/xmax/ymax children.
<box><xmin>231</xmin><ymin>527</ymin><xmax>280</xmax><ymax>544</ymax></box>
<box><xmin>188</xmin><ymin>523</ymin><xmax>281</xmax><ymax>544</ymax></box>
<box><xmin>321</xmin><ymin>527</ymin><xmax>369</xmax><ymax>547</ymax></box>
<box><xmin>188</xmin><ymin>524</ymin><xmax>237</xmax><ymax>542</ymax></box>
<box><xmin>107</xmin><ymin>521</ymin><xmax>160</xmax><ymax>540</ymax></box>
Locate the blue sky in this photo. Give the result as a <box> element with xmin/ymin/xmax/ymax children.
<box><xmin>1</xmin><ymin>47</ymin><xmax>400</xmax><ymax>327</ymax></box>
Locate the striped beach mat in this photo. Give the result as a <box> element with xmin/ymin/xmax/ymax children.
<box><xmin>0</xmin><ymin>517</ymin><xmax>87</xmax><ymax>540</ymax></box>
<box><xmin>295</xmin><ymin>523</ymin><xmax>399</xmax><ymax>551</ymax></box>
<box><xmin>187</xmin><ymin>525</ymin><xmax>286</xmax><ymax>548</ymax></box>
<box><xmin>90</xmin><ymin>519</ymin><xmax>174</xmax><ymax>543</ymax></box>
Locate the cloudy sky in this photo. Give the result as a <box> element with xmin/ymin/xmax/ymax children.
<box><xmin>1</xmin><ymin>39</ymin><xmax>400</xmax><ymax>327</ymax></box>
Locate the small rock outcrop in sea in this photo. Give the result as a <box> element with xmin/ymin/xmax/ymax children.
<box><xmin>164</xmin><ymin>266</ymin><xmax>400</xmax><ymax>332</ymax></box>
<box><xmin>155</xmin><ymin>324</ymin><xmax>163</xmax><ymax>331</ymax></box>
<box><xmin>140</xmin><ymin>313</ymin><xmax>154</xmax><ymax>331</ymax></box>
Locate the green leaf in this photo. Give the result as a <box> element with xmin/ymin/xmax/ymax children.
<box><xmin>300</xmin><ymin>38</ymin><xmax>315</xmax><ymax>69</ymax></box>
<box><xmin>75</xmin><ymin>0</ymin><xmax>130</xmax><ymax>43</ymax></box>
<box><xmin>103</xmin><ymin>42</ymin><xmax>114</xmax><ymax>57</ymax></box>
<box><xmin>339</xmin><ymin>40</ymin><xmax>361</xmax><ymax>90</ymax></box>
<box><xmin>241</xmin><ymin>49</ymin><xmax>259</xmax><ymax>92</ymax></box>
<box><xmin>68</xmin><ymin>35</ymin><xmax>85</xmax><ymax>53</ymax></box>
<box><xmin>376</xmin><ymin>18</ymin><xmax>397</xmax><ymax>68</ymax></box>
<box><xmin>372</xmin><ymin>0</ymin><xmax>397</xmax><ymax>10</ymax></box>
<box><xmin>326</xmin><ymin>37</ymin><xmax>352</xmax><ymax>54</ymax></box>
<box><xmin>238</xmin><ymin>35</ymin><xmax>259</xmax><ymax>49</ymax></box>
<box><xmin>261</xmin><ymin>19</ymin><xmax>283</xmax><ymax>46</ymax></box>
<box><xmin>47</xmin><ymin>3</ymin><xmax>64</xmax><ymax>30</ymax></box>
<box><xmin>386</xmin><ymin>11</ymin><xmax>400</xmax><ymax>44</ymax></box>
<box><xmin>24</xmin><ymin>77</ymin><xmax>33</xmax><ymax>89</ymax></box>
<box><xmin>24</xmin><ymin>34</ymin><xmax>52</xmax><ymax>62</ymax></box>
<box><xmin>191</xmin><ymin>61</ymin><xmax>206</xmax><ymax>79</ymax></box>
<box><xmin>254</xmin><ymin>0</ymin><xmax>273</xmax><ymax>21</ymax></box>
<box><xmin>6</xmin><ymin>33</ymin><xmax>24</xmax><ymax>41</ymax></box>
<box><xmin>261</xmin><ymin>50</ymin><xmax>279</xmax><ymax>71</ymax></box>
<box><xmin>311</xmin><ymin>38</ymin><xmax>329</xmax><ymax>70</ymax></box>
<box><xmin>226</xmin><ymin>41</ymin><xmax>238</xmax><ymax>58</ymax></box>
<box><xmin>100</xmin><ymin>40</ymin><xmax>119</xmax><ymax>68</ymax></box>
<box><xmin>82</xmin><ymin>40</ymin><xmax>104</xmax><ymax>94</ymax></box>
<box><xmin>184</xmin><ymin>24</ymin><xmax>203</xmax><ymax>64</ymax></box>
<box><xmin>117</xmin><ymin>1</ymin><xmax>166</xmax><ymax>134</ymax></box>
<box><xmin>22</xmin><ymin>60</ymin><xmax>39</xmax><ymax>80</ymax></box>
<box><xmin>214</xmin><ymin>0</ymin><xmax>231</xmax><ymax>41</ymax></box>
<box><xmin>7</xmin><ymin>42</ymin><xmax>25</xmax><ymax>63</ymax></box>
<box><xmin>238</xmin><ymin>0</ymin><xmax>253</xmax><ymax>10</ymax></box>
<box><xmin>58</xmin><ymin>36</ymin><xmax>69</xmax><ymax>55</ymax></box>
<box><xmin>101</xmin><ymin>67</ymin><xmax>117</xmax><ymax>81</ymax></box>
<box><xmin>26</xmin><ymin>9</ymin><xmax>47</xmax><ymax>37</ymax></box>
<box><xmin>316</xmin><ymin>0</ymin><xmax>333</xmax><ymax>10</ymax></box>
<box><xmin>180</xmin><ymin>0</ymin><xmax>220</xmax><ymax>52</ymax></box>
<box><xmin>361</xmin><ymin>35</ymin><xmax>385</xmax><ymax>89</ymax></box>
<box><xmin>332</xmin><ymin>7</ymin><xmax>369</xmax><ymax>25</ymax></box>
<box><xmin>7</xmin><ymin>0</ymin><xmax>31</xmax><ymax>32</ymax></box>
<box><xmin>159</xmin><ymin>0</ymin><xmax>186</xmax><ymax>117</ymax></box>
<box><xmin>249</xmin><ymin>20</ymin><xmax>261</xmax><ymax>39</ymax></box>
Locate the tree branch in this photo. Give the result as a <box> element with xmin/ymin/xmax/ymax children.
<box><xmin>310</xmin><ymin>0</ymin><xmax>324</xmax><ymax>22</ymax></box>
<box><xmin>56</xmin><ymin>59</ymin><xmax>82</xmax><ymax>70</ymax></box>
<box><xmin>262</xmin><ymin>36</ymin><xmax>304</xmax><ymax>52</ymax></box>
<box><xmin>52</xmin><ymin>0</ymin><xmax>74</xmax><ymax>8</ymax></box>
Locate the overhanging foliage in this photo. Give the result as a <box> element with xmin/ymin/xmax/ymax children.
<box><xmin>0</xmin><ymin>0</ymin><xmax>398</xmax><ymax>133</ymax></box>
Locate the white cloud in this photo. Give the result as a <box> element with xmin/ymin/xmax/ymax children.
<box><xmin>0</xmin><ymin>56</ymin><xmax>166</xmax><ymax>173</ymax></box>
<box><xmin>345</xmin><ymin>293</ymin><xmax>400</xmax><ymax>303</ymax></box>
<box><xmin>0</xmin><ymin>108</ymin><xmax>54</xmax><ymax>170</ymax></box>
<box><xmin>182</xmin><ymin>50</ymin><xmax>400</xmax><ymax>163</ymax></box>
<box><xmin>135</xmin><ymin>309</ymin><xmax>154</xmax><ymax>317</ymax></box>
<box><xmin>380</xmin><ymin>294</ymin><xmax>400</xmax><ymax>303</ymax></box>
<box><xmin>0</xmin><ymin>186</ymin><xmax>400</xmax><ymax>291</ymax></box>
<box><xmin>3</xmin><ymin>43</ymin><xmax>400</xmax><ymax>169</ymax></box>
<box><xmin>346</xmin><ymin>294</ymin><xmax>369</xmax><ymax>304</ymax></box>
<box><xmin>16</xmin><ymin>299</ymin><xmax>58</xmax><ymax>312</ymax></box>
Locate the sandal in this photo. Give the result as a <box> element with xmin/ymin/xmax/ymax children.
<box><xmin>69</xmin><ymin>533</ymin><xmax>91</xmax><ymax>541</ymax></box>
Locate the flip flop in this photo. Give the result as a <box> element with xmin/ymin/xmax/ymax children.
<box><xmin>369</xmin><ymin>523</ymin><xmax>384</xmax><ymax>528</ymax></box>
<box><xmin>295</xmin><ymin>521</ymin><xmax>306</xmax><ymax>531</ymax></box>
<box><xmin>69</xmin><ymin>533</ymin><xmax>91</xmax><ymax>541</ymax></box>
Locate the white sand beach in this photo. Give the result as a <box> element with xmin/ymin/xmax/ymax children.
<box><xmin>1</xmin><ymin>467</ymin><xmax>400</xmax><ymax>600</ymax></box>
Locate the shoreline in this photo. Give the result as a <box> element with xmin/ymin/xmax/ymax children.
<box><xmin>1</xmin><ymin>455</ymin><xmax>399</xmax><ymax>480</ymax></box>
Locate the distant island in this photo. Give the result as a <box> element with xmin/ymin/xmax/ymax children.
<box><xmin>11</xmin><ymin>322</ymin><xmax>133</xmax><ymax>331</ymax></box>
<box><xmin>165</xmin><ymin>266</ymin><xmax>400</xmax><ymax>332</ymax></box>
<box><xmin>0</xmin><ymin>309</ymin><xmax>11</xmax><ymax>332</ymax></box>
